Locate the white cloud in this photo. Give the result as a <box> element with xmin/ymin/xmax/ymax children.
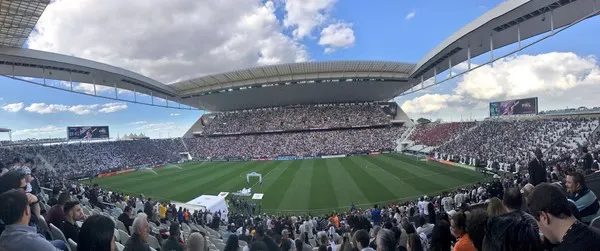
<box><xmin>25</xmin><ymin>103</ymin><xmax>69</xmax><ymax>114</ymax></box>
<box><xmin>28</xmin><ymin>0</ymin><xmax>308</xmax><ymax>84</ymax></box>
<box><xmin>1</xmin><ymin>102</ymin><xmax>25</xmax><ymax>112</ymax></box>
<box><xmin>283</xmin><ymin>0</ymin><xmax>337</xmax><ymax>39</ymax></box>
<box><xmin>319</xmin><ymin>22</ymin><xmax>355</xmax><ymax>53</ymax></box>
<box><xmin>405</xmin><ymin>10</ymin><xmax>416</xmax><ymax>20</ymax></box>
<box><xmin>23</xmin><ymin>102</ymin><xmax>127</xmax><ymax>114</ymax></box>
<box><xmin>98</xmin><ymin>103</ymin><xmax>128</xmax><ymax>113</ymax></box>
<box><xmin>68</xmin><ymin>104</ymin><xmax>100</xmax><ymax>115</ymax></box>
<box><xmin>169</xmin><ymin>113</ymin><xmax>180</xmax><ymax>116</ymax></box>
<box><xmin>12</xmin><ymin>125</ymin><xmax>64</xmax><ymax>137</ymax></box>
<box><xmin>128</xmin><ymin>121</ymin><xmax>148</xmax><ymax>125</ymax></box>
<box><xmin>136</xmin><ymin>122</ymin><xmax>178</xmax><ymax>132</ymax></box>
<box><xmin>399</xmin><ymin>52</ymin><xmax>600</xmax><ymax>120</ymax></box>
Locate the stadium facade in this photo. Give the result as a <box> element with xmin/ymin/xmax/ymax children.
<box><xmin>0</xmin><ymin>0</ymin><xmax>598</xmax><ymax>137</ymax></box>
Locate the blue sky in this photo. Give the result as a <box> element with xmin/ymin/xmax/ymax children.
<box><xmin>1</xmin><ymin>0</ymin><xmax>599</xmax><ymax>140</ymax></box>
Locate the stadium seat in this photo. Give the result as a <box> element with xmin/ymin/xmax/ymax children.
<box><xmin>147</xmin><ymin>235</ymin><xmax>161</xmax><ymax>250</ymax></box>
<box><xmin>49</xmin><ymin>223</ymin><xmax>71</xmax><ymax>251</ymax></box>
<box><xmin>68</xmin><ymin>238</ymin><xmax>78</xmax><ymax>251</ymax></box>
<box><xmin>215</xmin><ymin>242</ymin><xmax>226</xmax><ymax>250</ymax></box>
<box><xmin>118</xmin><ymin>229</ymin><xmax>130</xmax><ymax>244</ymax></box>
<box><xmin>116</xmin><ymin>220</ymin><xmax>128</xmax><ymax>234</ymax></box>
<box><xmin>37</xmin><ymin>215</ymin><xmax>51</xmax><ymax>238</ymax></box>
<box><xmin>591</xmin><ymin>215</ymin><xmax>600</xmax><ymax>229</ymax></box>
<box><xmin>115</xmin><ymin>242</ymin><xmax>125</xmax><ymax>251</ymax></box>
<box><xmin>129</xmin><ymin>226</ymin><xmax>134</xmax><ymax>236</ymax></box>
<box><xmin>150</xmin><ymin>247</ymin><xmax>157</xmax><ymax>251</ymax></box>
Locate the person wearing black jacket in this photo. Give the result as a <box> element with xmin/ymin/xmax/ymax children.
<box><xmin>582</xmin><ymin>147</ymin><xmax>593</xmax><ymax>172</ymax></box>
<box><xmin>118</xmin><ymin>206</ymin><xmax>135</xmax><ymax>234</ymax></box>
<box><xmin>528</xmin><ymin>148</ymin><xmax>547</xmax><ymax>186</ymax></box>
<box><xmin>162</xmin><ymin>222</ymin><xmax>184</xmax><ymax>251</ymax></box>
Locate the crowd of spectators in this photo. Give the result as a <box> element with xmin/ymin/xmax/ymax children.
<box><xmin>435</xmin><ymin>118</ymin><xmax>599</xmax><ymax>169</ymax></box>
<box><xmin>409</xmin><ymin>122</ymin><xmax>475</xmax><ymax>147</ymax></box>
<box><xmin>4</xmin><ymin>148</ymin><xmax>600</xmax><ymax>251</ymax></box>
<box><xmin>186</xmin><ymin>127</ymin><xmax>405</xmax><ymax>159</ymax></box>
<box><xmin>0</xmin><ymin>139</ymin><xmax>184</xmax><ymax>181</ymax></box>
<box><xmin>203</xmin><ymin>104</ymin><xmax>392</xmax><ymax>135</ymax></box>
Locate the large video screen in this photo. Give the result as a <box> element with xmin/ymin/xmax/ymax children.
<box><xmin>67</xmin><ymin>126</ymin><xmax>110</xmax><ymax>140</ymax></box>
<box><xmin>489</xmin><ymin>97</ymin><xmax>538</xmax><ymax>117</ymax></box>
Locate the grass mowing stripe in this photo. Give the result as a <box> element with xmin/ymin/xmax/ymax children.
<box><xmin>308</xmin><ymin>159</ymin><xmax>337</xmax><ymax>210</ymax></box>
<box><xmin>339</xmin><ymin>157</ymin><xmax>396</xmax><ymax>203</ymax></box>
<box><xmin>170</xmin><ymin>162</ymin><xmax>256</xmax><ymax>202</ymax></box>
<box><xmin>277</xmin><ymin>160</ymin><xmax>314</xmax><ymax>211</ymax></box>
<box><xmin>124</xmin><ymin>162</ymin><xmax>238</xmax><ymax>194</ymax></box>
<box><xmin>100</xmin><ymin>162</ymin><xmax>227</xmax><ymax>187</ymax></box>
<box><xmin>385</xmin><ymin>154</ymin><xmax>483</xmax><ymax>183</ymax></box>
<box><xmin>363</xmin><ymin>156</ymin><xmax>453</xmax><ymax>192</ymax></box>
<box><xmin>349</xmin><ymin>156</ymin><xmax>423</xmax><ymax>198</ymax></box>
<box><xmin>225</xmin><ymin>161</ymin><xmax>281</xmax><ymax>193</ymax></box>
<box><xmin>211</xmin><ymin>161</ymin><xmax>266</xmax><ymax>193</ymax></box>
<box><xmin>262</xmin><ymin>160</ymin><xmax>303</xmax><ymax>211</ymax></box>
<box><xmin>326</xmin><ymin>158</ymin><xmax>368</xmax><ymax>209</ymax></box>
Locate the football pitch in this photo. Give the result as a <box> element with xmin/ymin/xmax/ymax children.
<box><xmin>92</xmin><ymin>154</ymin><xmax>486</xmax><ymax>213</ymax></box>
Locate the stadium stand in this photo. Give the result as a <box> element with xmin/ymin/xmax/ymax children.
<box><xmin>408</xmin><ymin>122</ymin><xmax>475</xmax><ymax>147</ymax></box>
<box><xmin>202</xmin><ymin>104</ymin><xmax>392</xmax><ymax>135</ymax></box>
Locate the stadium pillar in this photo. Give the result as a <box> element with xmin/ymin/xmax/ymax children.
<box><xmin>134</xmin><ymin>88</ymin><xmax>137</xmax><ymax>102</ymax></box>
<box><xmin>467</xmin><ymin>45</ymin><xmax>471</xmax><ymax>70</ymax></box>
<box><xmin>448</xmin><ymin>57</ymin><xmax>452</xmax><ymax>78</ymax></box>
<box><xmin>550</xmin><ymin>10</ymin><xmax>555</xmax><ymax>34</ymax></box>
<box><xmin>433</xmin><ymin>67</ymin><xmax>437</xmax><ymax>83</ymax></box>
<box><xmin>517</xmin><ymin>24</ymin><xmax>521</xmax><ymax>49</ymax></box>
<box><xmin>69</xmin><ymin>71</ymin><xmax>73</xmax><ymax>91</ymax></box>
<box><xmin>489</xmin><ymin>35</ymin><xmax>494</xmax><ymax>65</ymax></box>
<box><xmin>114</xmin><ymin>82</ymin><xmax>118</xmax><ymax>99</ymax></box>
<box><xmin>151</xmin><ymin>91</ymin><xmax>154</xmax><ymax>105</ymax></box>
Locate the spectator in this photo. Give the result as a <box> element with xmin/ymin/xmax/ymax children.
<box><xmin>61</xmin><ymin>201</ymin><xmax>84</xmax><ymax>243</ymax></box>
<box><xmin>353</xmin><ymin>230</ymin><xmax>374</xmax><ymax>251</ymax></box>
<box><xmin>582</xmin><ymin>146</ymin><xmax>593</xmax><ymax>172</ymax></box>
<box><xmin>163</xmin><ymin>222</ymin><xmax>185</xmax><ymax>251</ymax></box>
<box><xmin>429</xmin><ymin>220</ymin><xmax>452</xmax><ymax>251</ymax></box>
<box><xmin>187</xmin><ymin>232</ymin><xmax>207</xmax><ymax>251</ymax></box>
<box><xmin>465</xmin><ymin>211</ymin><xmax>487</xmax><ymax>251</ymax></box>
<box><xmin>123</xmin><ymin>213</ymin><xmax>151</xmax><ymax>251</ymax></box>
<box><xmin>340</xmin><ymin>233</ymin><xmax>352</xmax><ymax>251</ymax></box>
<box><xmin>486</xmin><ymin>197</ymin><xmax>506</xmax><ymax>217</ymax></box>
<box><xmin>118</xmin><ymin>206</ymin><xmax>134</xmax><ymax>235</ymax></box>
<box><xmin>224</xmin><ymin>234</ymin><xmax>240</xmax><ymax>251</ymax></box>
<box><xmin>406</xmin><ymin>234</ymin><xmax>423</xmax><ymax>251</ymax></box>
<box><xmin>502</xmin><ymin>187</ymin><xmax>538</xmax><ymax>232</ymax></box>
<box><xmin>528</xmin><ymin>183</ymin><xmax>600</xmax><ymax>250</ymax></box>
<box><xmin>528</xmin><ymin>148</ymin><xmax>547</xmax><ymax>186</ymax></box>
<box><xmin>482</xmin><ymin>210</ymin><xmax>541</xmax><ymax>251</ymax></box>
<box><xmin>0</xmin><ymin>189</ymin><xmax>62</xmax><ymax>251</ymax></box>
<box><xmin>47</xmin><ymin>192</ymin><xmax>71</xmax><ymax>228</ymax></box>
<box><xmin>565</xmin><ymin>171</ymin><xmax>600</xmax><ymax>223</ymax></box>
<box><xmin>416</xmin><ymin>216</ymin><xmax>434</xmax><ymax>237</ymax></box>
<box><xmin>371</xmin><ymin>205</ymin><xmax>381</xmax><ymax>226</ymax></box>
<box><xmin>77</xmin><ymin>215</ymin><xmax>115</xmax><ymax>251</ymax></box>
<box><xmin>450</xmin><ymin>212</ymin><xmax>475</xmax><ymax>251</ymax></box>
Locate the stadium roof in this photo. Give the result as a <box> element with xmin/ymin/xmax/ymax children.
<box><xmin>0</xmin><ymin>0</ymin><xmax>49</xmax><ymax>47</ymax></box>
<box><xmin>0</xmin><ymin>0</ymin><xmax>597</xmax><ymax>111</ymax></box>
<box><xmin>0</xmin><ymin>128</ymin><xmax>10</xmax><ymax>133</ymax></box>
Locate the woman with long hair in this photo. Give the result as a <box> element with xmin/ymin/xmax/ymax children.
<box><xmin>429</xmin><ymin>220</ymin><xmax>452</xmax><ymax>251</ymax></box>
<box><xmin>406</xmin><ymin>234</ymin><xmax>423</xmax><ymax>251</ymax></box>
<box><xmin>487</xmin><ymin>197</ymin><xmax>507</xmax><ymax>217</ymax></box>
<box><xmin>340</xmin><ymin>233</ymin><xmax>352</xmax><ymax>251</ymax></box>
<box><xmin>77</xmin><ymin>215</ymin><xmax>115</xmax><ymax>251</ymax></box>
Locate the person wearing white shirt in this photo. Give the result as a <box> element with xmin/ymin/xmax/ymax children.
<box><xmin>441</xmin><ymin>193</ymin><xmax>454</xmax><ymax>212</ymax></box>
<box><xmin>417</xmin><ymin>198</ymin><xmax>426</xmax><ymax>216</ymax></box>
<box><xmin>416</xmin><ymin>217</ymin><xmax>434</xmax><ymax>238</ymax></box>
<box><xmin>454</xmin><ymin>192</ymin><xmax>464</xmax><ymax>206</ymax></box>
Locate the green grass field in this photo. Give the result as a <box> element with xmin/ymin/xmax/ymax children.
<box><xmin>92</xmin><ymin>154</ymin><xmax>486</xmax><ymax>213</ymax></box>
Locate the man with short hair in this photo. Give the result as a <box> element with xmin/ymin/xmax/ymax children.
<box><xmin>0</xmin><ymin>190</ymin><xmax>60</xmax><ymax>251</ymax></box>
<box><xmin>46</xmin><ymin>192</ymin><xmax>71</xmax><ymax>228</ymax></box>
<box><xmin>582</xmin><ymin>146</ymin><xmax>593</xmax><ymax>172</ymax></box>
<box><xmin>528</xmin><ymin>148</ymin><xmax>547</xmax><ymax>186</ymax></box>
<box><xmin>162</xmin><ymin>222</ymin><xmax>184</xmax><ymax>251</ymax></box>
<box><xmin>60</xmin><ymin>201</ymin><xmax>84</xmax><ymax>243</ymax></box>
<box><xmin>353</xmin><ymin>229</ymin><xmax>374</xmax><ymax>251</ymax></box>
<box><xmin>124</xmin><ymin>213</ymin><xmax>151</xmax><ymax>251</ymax></box>
<box><xmin>118</xmin><ymin>205</ymin><xmax>135</xmax><ymax>235</ymax></box>
<box><xmin>502</xmin><ymin>187</ymin><xmax>538</xmax><ymax>232</ymax></box>
<box><xmin>528</xmin><ymin>183</ymin><xmax>600</xmax><ymax>250</ymax></box>
<box><xmin>565</xmin><ymin>171</ymin><xmax>600</xmax><ymax>223</ymax></box>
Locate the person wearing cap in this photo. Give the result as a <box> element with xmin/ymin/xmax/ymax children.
<box><xmin>527</xmin><ymin>148</ymin><xmax>547</xmax><ymax>186</ymax></box>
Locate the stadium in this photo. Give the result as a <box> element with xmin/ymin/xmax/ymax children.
<box><xmin>1</xmin><ymin>0</ymin><xmax>600</xmax><ymax>251</ymax></box>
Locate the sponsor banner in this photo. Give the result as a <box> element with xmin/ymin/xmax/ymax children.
<box><xmin>277</xmin><ymin>156</ymin><xmax>297</xmax><ymax>161</ymax></box>
<box><xmin>382</xmin><ymin>151</ymin><xmax>391</xmax><ymax>154</ymax></box>
<box><xmin>97</xmin><ymin>168</ymin><xmax>134</xmax><ymax>178</ymax></box>
<box><xmin>369</xmin><ymin>151</ymin><xmax>382</xmax><ymax>155</ymax></box>
<box><xmin>322</xmin><ymin>154</ymin><xmax>347</xmax><ymax>159</ymax></box>
<box><xmin>228</xmin><ymin>158</ymin><xmax>246</xmax><ymax>162</ymax></box>
<box><xmin>67</xmin><ymin>126</ymin><xmax>109</xmax><ymax>140</ymax></box>
<box><xmin>489</xmin><ymin>97</ymin><xmax>538</xmax><ymax>117</ymax></box>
